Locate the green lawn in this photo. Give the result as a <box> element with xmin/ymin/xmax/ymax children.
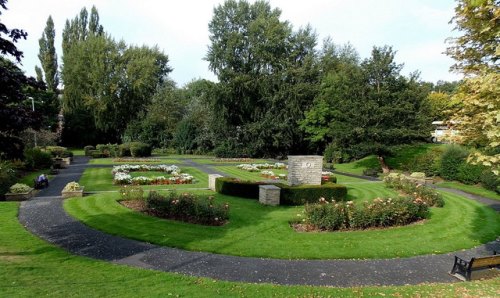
<box><xmin>438</xmin><ymin>181</ymin><xmax>500</xmax><ymax>201</ymax></box>
<box><xmin>2</xmin><ymin>203</ymin><xmax>498</xmax><ymax>297</ymax></box>
<box><xmin>194</xmin><ymin>158</ymin><xmax>274</xmax><ymax>165</ymax></box>
<box><xmin>79</xmin><ymin>167</ymin><xmax>208</xmax><ymax>191</ymax></box>
<box><xmin>64</xmin><ymin>184</ymin><xmax>500</xmax><ymax>259</ymax></box>
<box><xmin>216</xmin><ymin>165</ymin><xmax>288</xmax><ymax>181</ymax></box>
<box><xmin>17</xmin><ymin>168</ymin><xmax>53</xmax><ymax>186</ymax></box>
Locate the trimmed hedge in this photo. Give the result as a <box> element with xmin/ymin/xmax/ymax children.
<box><xmin>276</xmin><ymin>183</ymin><xmax>347</xmax><ymax>205</ymax></box>
<box><xmin>215</xmin><ymin>177</ymin><xmax>265</xmax><ymax>199</ymax></box>
<box><xmin>215</xmin><ymin>177</ymin><xmax>347</xmax><ymax>205</ymax></box>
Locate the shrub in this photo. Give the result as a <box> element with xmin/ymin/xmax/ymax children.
<box><xmin>23</xmin><ymin>148</ymin><xmax>53</xmax><ymax>170</ymax></box>
<box><xmin>84</xmin><ymin>145</ymin><xmax>95</xmax><ymax>156</ymax></box>
<box><xmin>63</xmin><ymin>181</ymin><xmax>81</xmax><ymax>192</ymax></box>
<box><xmin>363</xmin><ymin>168</ymin><xmax>381</xmax><ymax>177</ymax></box>
<box><xmin>480</xmin><ymin>170</ymin><xmax>500</xmax><ymax>194</ymax></box>
<box><xmin>383</xmin><ymin>173</ymin><xmax>444</xmax><ymax>207</ymax></box>
<box><xmin>119</xmin><ymin>185</ymin><xmax>144</xmax><ymax>201</ymax></box>
<box><xmin>9</xmin><ymin>183</ymin><xmax>31</xmax><ymax>193</ymax></box>
<box><xmin>215</xmin><ymin>177</ymin><xmax>264</xmax><ymax>199</ymax></box>
<box><xmin>43</xmin><ymin>146</ymin><xmax>73</xmax><ymax>158</ymax></box>
<box><xmin>304</xmin><ymin>197</ymin><xmax>429</xmax><ymax>231</ymax></box>
<box><xmin>118</xmin><ymin>143</ymin><xmax>131</xmax><ymax>157</ymax></box>
<box><xmin>277</xmin><ymin>183</ymin><xmax>347</xmax><ymax>206</ymax></box>
<box><xmin>323</xmin><ymin>143</ymin><xmax>336</xmax><ymax>163</ymax></box>
<box><xmin>439</xmin><ymin>145</ymin><xmax>469</xmax><ymax>180</ymax></box>
<box><xmin>96</xmin><ymin>144</ymin><xmax>120</xmax><ymax>157</ymax></box>
<box><xmin>407</xmin><ymin>147</ymin><xmax>443</xmax><ymax>176</ymax></box>
<box><xmin>456</xmin><ymin>162</ymin><xmax>485</xmax><ymax>185</ymax></box>
<box><xmin>129</xmin><ymin>142</ymin><xmax>152</xmax><ymax>157</ymax></box>
<box><xmin>0</xmin><ymin>161</ymin><xmax>17</xmax><ymax>197</ymax></box>
<box><xmin>89</xmin><ymin>150</ymin><xmax>105</xmax><ymax>158</ymax></box>
<box><xmin>146</xmin><ymin>191</ymin><xmax>229</xmax><ymax>225</ymax></box>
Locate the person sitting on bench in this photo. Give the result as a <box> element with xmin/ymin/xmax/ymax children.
<box><xmin>36</xmin><ymin>174</ymin><xmax>49</xmax><ymax>188</ymax></box>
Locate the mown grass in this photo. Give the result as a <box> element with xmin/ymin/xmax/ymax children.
<box><xmin>2</xmin><ymin>203</ymin><xmax>499</xmax><ymax>297</ymax></box>
<box><xmin>194</xmin><ymin>158</ymin><xmax>274</xmax><ymax>165</ymax></box>
<box><xmin>17</xmin><ymin>168</ymin><xmax>53</xmax><ymax>186</ymax></box>
<box><xmin>79</xmin><ymin>167</ymin><xmax>208</xmax><ymax>191</ymax></box>
<box><xmin>216</xmin><ymin>165</ymin><xmax>288</xmax><ymax>181</ymax></box>
<box><xmin>64</xmin><ymin>184</ymin><xmax>500</xmax><ymax>259</ymax></box>
<box><xmin>438</xmin><ymin>181</ymin><xmax>500</xmax><ymax>201</ymax></box>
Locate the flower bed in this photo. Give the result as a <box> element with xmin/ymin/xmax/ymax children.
<box><xmin>236</xmin><ymin>162</ymin><xmax>286</xmax><ymax>172</ymax></box>
<box><xmin>113</xmin><ymin>158</ymin><xmax>158</xmax><ymax>163</ymax></box>
<box><xmin>383</xmin><ymin>173</ymin><xmax>444</xmax><ymax>207</ymax></box>
<box><xmin>144</xmin><ymin>191</ymin><xmax>229</xmax><ymax>226</ymax></box>
<box><xmin>302</xmin><ymin>196</ymin><xmax>429</xmax><ymax>231</ymax></box>
<box><xmin>112</xmin><ymin>164</ymin><xmax>194</xmax><ymax>185</ymax></box>
<box><xmin>260</xmin><ymin>170</ymin><xmax>287</xmax><ymax>180</ymax></box>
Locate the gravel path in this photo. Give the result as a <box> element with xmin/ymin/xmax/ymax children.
<box><xmin>18</xmin><ymin>157</ymin><xmax>500</xmax><ymax>286</ymax></box>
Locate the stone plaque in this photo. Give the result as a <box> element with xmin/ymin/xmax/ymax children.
<box><xmin>287</xmin><ymin>155</ymin><xmax>323</xmax><ymax>186</ymax></box>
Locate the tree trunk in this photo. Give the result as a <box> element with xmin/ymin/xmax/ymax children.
<box><xmin>377</xmin><ymin>155</ymin><xmax>390</xmax><ymax>174</ymax></box>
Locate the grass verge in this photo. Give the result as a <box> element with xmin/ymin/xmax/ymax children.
<box><xmin>438</xmin><ymin>181</ymin><xmax>500</xmax><ymax>201</ymax></box>
<box><xmin>64</xmin><ymin>186</ymin><xmax>500</xmax><ymax>260</ymax></box>
<box><xmin>1</xmin><ymin>202</ymin><xmax>499</xmax><ymax>296</ymax></box>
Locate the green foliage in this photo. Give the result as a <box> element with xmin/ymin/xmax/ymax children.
<box><xmin>383</xmin><ymin>173</ymin><xmax>444</xmax><ymax>207</ymax></box>
<box><xmin>215</xmin><ymin>177</ymin><xmax>264</xmax><ymax>199</ymax></box>
<box><xmin>129</xmin><ymin>142</ymin><xmax>152</xmax><ymax>157</ymax></box>
<box><xmin>304</xmin><ymin>197</ymin><xmax>429</xmax><ymax>231</ymax></box>
<box><xmin>301</xmin><ymin>46</ymin><xmax>432</xmax><ymax>162</ymax></box>
<box><xmin>42</xmin><ymin>146</ymin><xmax>73</xmax><ymax>158</ymax></box>
<box><xmin>277</xmin><ymin>183</ymin><xmax>347</xmax><ymax>205</ymax></box>
<box><xmin>323</xmin><ymin>143</ymin><xmax>336</xmax><ymax>163</ymax></box>
<box><xmin>207</xmin><ymin>0</ymin><xmax>319</xmax><ymax>157</ymax></box>
<box><xmin>146</xmin><ymin>191</ymin><xmax>229</xmax><ymax>225</ymax></box>
<box><xmin>0</xmin><ymin>161</ymin><xmax>18</xmax><ymax>196</ymax></box>
<box><xmin>173</xmin><ymin>119</ymin><xmax>197</xmax><ymax>154</ymax></box>
<box><xmin>456</xmin><ymin>162</ymin><xmax>485</xmax><ymax>185</ymax></box>
<box><xmin>9</xmin><ymin>183</ymin><xmax>31</xmax><ymax>193</ymax></box>
<box><xmin>23</xmin><ymin>148</ymin><xmax>53</xmax><ymax>170</ymax></box>
<box><xmin>61</xmin><ymin>7</ymin><xmax>172</xmax><ymax>146</ymax></box>
<box><xmin>83</xmin><ymin>145</ymin><xmax>95</xmax><ymax>156</ymax></box>
<box><xmin>480</xmin><ymin>170</ymin><xmax>500</xmax><ymax>194</ymax></box>
<box><xmin>439</xmin><ymin>145</ymin><xmax>469</xmax><ymax>180</ymax></box>
<box><xmin>407</xmin><ymin>146</ymin><xmax>444</xmax><ymax>176</ymax></box>
<box><xmin>38</xmin><ymin>15</ymin><xmax>58</xmax><ymax>92</ymax></box>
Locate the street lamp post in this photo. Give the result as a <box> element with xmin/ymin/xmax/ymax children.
<box><xmin>29</xmin><ymin>97</ymin><xmax>37</xmax><ymax>147</ymax></box>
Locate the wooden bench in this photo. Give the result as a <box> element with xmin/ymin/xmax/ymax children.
<box><xmin>450</xmin><ymin>251</ymin><xmax>500</xmax><ymax>281</ymax></box>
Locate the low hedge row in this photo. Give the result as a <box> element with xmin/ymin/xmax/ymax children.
<box><xmin>215</xmin><ymin>177</ymin><xmax>347</xmax><ymax>205</ymax></box>
<box><xmin>85</xmin><ymin>142</ymin><xmax>152</xmax><ymax>158</ymax></box>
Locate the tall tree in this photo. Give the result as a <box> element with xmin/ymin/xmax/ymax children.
<box><xmin>446</xmin><ymin>0</ymin><xmax>499</xmax><ymax>74</ymax></box>
<box><xmin>301</xmin><ymin>46</ymin><xmax>431</xmax><ymax>171</ymax></box>
<box><xmin>38</xmin><ymin>15</ymin><xmax>58</xmax><ymax>92</ymax></box>
<box><xmin>206</xmin><ymin>0</ymin><xmax>319</xmax><ymax>157</ymax></box>
<box><xmin>0</xmin><ymin>0</ymin><xmax>44</xmax><ymax>158</ymax></box>
<box><xmin>447</xmin><ymin>0</ymin><xmax>499</xmax><ymax>175</ymax></box>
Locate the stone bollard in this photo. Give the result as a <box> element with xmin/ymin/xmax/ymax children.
<box><xmin>208</xmin><ymin>174</ymin><xmax>223</xmax><ymax>191</ymax></box>
<box><xmin>259</xmin><ymin>185</ymin><xmax>281</xmax><ymax>206</ymax></box>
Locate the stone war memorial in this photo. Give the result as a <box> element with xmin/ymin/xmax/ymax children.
<box><xmin>259</xmin><ymin>155</ymin><xmax>323</xmax><ymax>206</ymax></box>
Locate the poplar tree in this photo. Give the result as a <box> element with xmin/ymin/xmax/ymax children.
<box><xmin>38</xmin><ymin>15</ymin><xmax>58</xmax><ymax>92</ymax></box>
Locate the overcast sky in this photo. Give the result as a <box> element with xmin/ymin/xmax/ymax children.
<box><xmin>3</xmin><ymin>0</ymin><xmax>462</xmax><ymax>87</ymax></box>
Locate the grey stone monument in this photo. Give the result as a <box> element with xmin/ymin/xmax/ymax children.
<box><xmin>287</xmin><ymin>155</ymin><xmax>323</xmax><ymax>186</ymax></box>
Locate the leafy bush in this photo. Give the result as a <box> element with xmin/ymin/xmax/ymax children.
<box><xmin>480</xmin><ymin>170</ymin><xmax>500</xmax><ymax>194</ymax></box>
<box><xmin>9</xmin><ymin>183</ymin><xmax>31</xmax><ymax>193</ymax></box>
<box><xmin>43</xmin><ymin>146</ymin><xmax>73</xmax><ymax>158</ymax></box>
<box><xmin>439</xmin><ymin>145</ymin><xmax>469</xmax><ymax>180</ymax></box>
<box><xmin>456</xmin><ymin>162</ymin><xmax>485</xmax><ymax>185</ymax></box>
<box><xmin>89</xmin><ymin>150</ymin><xmax>105</xmax><ymax>158</ymax></box>
<box><xmin>63</xmin><ymin>181</ymin><xmax>81</xmax><ymax>192</ymax></box>
<box><xmin>129</xmin><ymin>142</ymin><xmax>152</xmax><ymax>157</ymax></box>
<box><xmin>119</xmin><ymin>185</ymin><xmax>144</xmax><ymax>201</ymax></box>
<box><xmin>84</xmin><ymin>145</ymin><xmax>95</xmax><ymax>156</ymax></box>
<box><xmin>276</xmin><ymin>183</ymin><xmax>347</xmax><ymax>206</ymax></box>
<box><xmin>118</xmin><ymin>143</ymin><xmax>132</xmax><ymax>157</ymax></box>
<box><xmin>304</xmin><ymin>197</ymin><xmax>429</xmax><ymax>231</ymax></box>
<box><xmin>383</xmin><ymin>173</ymin><xmax>444</xmax><ymax>207</ymax></box>
<box><xmin>407</xmin><ymin>147</ymin><xmax>443</xmax><ymax>176</ymax></box>
<box><xmin>323</xmin><ymin>143</ymin><xmax>336</xmax><ymax>163</ymax></box>
<box><xmin>23</xmin><ymin>148</ymin><xmax>53</xmax><ymax>170</ymax></box>
<box><xmin>0</xmin><ymin>161</ymin><xmax>18</xmax><ymax>197</ymax></box>
<box><xmin>362</xmin><ymin>168</ymin><xmax>381</xmax><ymax>177</ymax></box>
<box><xmin>215</xmin><ymin>177</ymin><xmax>265</xmax><ymax>199</ymax></box>
<box><xmin>146</xmin><ymin>191</ymin><xmax>229</xmax><ymax>225</ymax></box>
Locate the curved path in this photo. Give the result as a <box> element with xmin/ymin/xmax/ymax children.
<box><xmin>19</xmin><ymin>156</ymin><xmax>500</xmax><ymax>287</ymax></box>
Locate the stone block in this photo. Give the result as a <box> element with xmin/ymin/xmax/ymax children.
<box><xmin>259</xmin><ymin>185</ymin><xmax>280</xmax><ymax>206</ymax></box>
<box><xmin>287</xmin><ymin>155</ymin><xmax>323</xmax><ymax>186</ymax></box>
<box><xmin>208</xmin><ymin>174</ymin><xmax>224</xmax><ymax>191</ymax></box>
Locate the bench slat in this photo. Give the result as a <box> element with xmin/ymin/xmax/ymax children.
<box><xmin>470</xmin><ymin>255</ymin><xmax>500</xmax><ymax>269</ymax></box>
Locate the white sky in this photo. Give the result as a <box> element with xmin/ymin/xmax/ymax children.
<box><xmin>3</xmin><ymin>0</ymin><xmax>462</xmax><ymax>87</ymax></box>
